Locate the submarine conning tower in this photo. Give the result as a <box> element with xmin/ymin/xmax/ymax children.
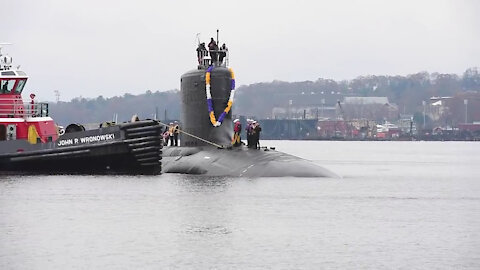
<box><xmin>180</xmin><ymin>41</ymin><xmax>234</xmax><ymax>147</ymax></box>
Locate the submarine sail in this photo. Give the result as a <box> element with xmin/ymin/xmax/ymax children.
<box><xmin>181</xmin><ymin>66</ymin><xmax>233</xmax><ymax>147</ymax></box>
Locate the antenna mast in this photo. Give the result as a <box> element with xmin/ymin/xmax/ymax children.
<box><xmin>196</xmin><ymin>33</ymin><xmax>201</xmax><ymax>45</ymax></box>
<box><xmin>0</xmin><ymin>43</ymin><xmax>12</xmax><ymax>55</ymax></box>
<box><xmin>0</xmin><ymin>43</ymin><xmax>13</xmax><ymax>70</ymax></box>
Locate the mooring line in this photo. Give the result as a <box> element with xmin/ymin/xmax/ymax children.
<box><xmin>156</xmin><ymin>121</ymin><xmax>225</xmax><ymax>149</ymax></box>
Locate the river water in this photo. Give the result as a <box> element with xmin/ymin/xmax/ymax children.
<box><xmin>1</xmin><ymin>141</ymin><xmax>479</xmax><ymax>269</ymax></box>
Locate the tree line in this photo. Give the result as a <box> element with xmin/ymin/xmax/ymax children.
<box><xmin>49</xmin><ymin>68</ymin><xmax>480</xmax><ymax>126</ymax></box>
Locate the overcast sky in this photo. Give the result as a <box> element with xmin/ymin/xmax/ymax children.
<box><xmin>2</xmin><ymin>0</ymin><xmax>479</xmax><ymax>101</ymax></box>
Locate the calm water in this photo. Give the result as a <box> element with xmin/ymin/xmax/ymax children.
<box><xmin>1</xmin><ymin>141</ymin><xmax>479</xmax><ymax>269</ymax></box>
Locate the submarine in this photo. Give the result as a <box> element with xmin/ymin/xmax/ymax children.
<box><xmin>162</xmin><ymin>35</ymin><xmax>336</xmax><ymax>178</ymax></box>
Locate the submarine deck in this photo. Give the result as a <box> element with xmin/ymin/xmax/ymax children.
<box><xmin>162</xmin><ymin>145</ymin><xmax>337</xmax><ymax>178</ymax></box>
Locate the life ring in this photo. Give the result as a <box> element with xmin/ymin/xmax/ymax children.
<box><xmin>205</xmin><ymin>66</ymin><xmax>235</xmax><ymax>127</ymax></box>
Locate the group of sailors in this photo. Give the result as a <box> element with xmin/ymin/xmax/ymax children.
<box><xmin>162</xmin><ymin>119</ymin><xmax>261</xmax><ymax>149</ymax></box>
<box><xmin>232</xmin><ymin>119</ymin><xmax>262</xmax><ymax>149</ymax></box>
<box><xmin>197</xmin><ymin>38</ymin><xmax>228</xmax><ymax>65</ymax></box>
<box><xmin>163</xmin><ymin>121</ymin><xmax>180</xmax><ymax>146</ymax></box>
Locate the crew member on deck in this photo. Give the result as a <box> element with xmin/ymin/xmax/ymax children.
<box><xmin>246</xmin><ymin>119</ymin><xmax>253</xmax><ymax>148</ymax></box>
<box><xmin>173</xmin><ymin>121</ymin><xmax>180</xmax><ymax>146</ymax></box>
<box><xmin>168</xmin><ymin>122</ymin><xmax>175</xmax><ymax>146</ymax></box>
<box><xmin>163</xmin><ymin>126</ymin><xmax>170</xmax><ymax>146</ymax></box>
<box><xmin>232</xmin><ymin>119</ymin><xmax>242</xmax><ymax>147</ymax></box>
<box><xmin>253</xmin><ymin>121</ymin><xmax>262</xmax><ymax>149</ymax></box>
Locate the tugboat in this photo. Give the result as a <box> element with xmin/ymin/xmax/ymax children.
<box><xmin>0</xmin><ymin>44</ymin><xmax>162</xmax><ymax>174</ymax></box>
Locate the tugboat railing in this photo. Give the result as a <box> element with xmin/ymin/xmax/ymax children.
<box><xmin>0</xmin><ymin>99</ymin><xmax>49</xmax><ymax>118</ymax></box>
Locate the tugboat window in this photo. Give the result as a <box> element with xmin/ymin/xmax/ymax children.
<box><xmin>15</xmin><ymin>79</ymin><xmax>26</xmax><ymax>94</ymax></box>
<box><xmin>0</xmin><ymin>79</ymin><xmax>16</xmax><ymax>94</ymax></box>
<box><xmin>1</xmin><ymin>71</ymin><xmax>15</xmax><ymax>76</ymax></box>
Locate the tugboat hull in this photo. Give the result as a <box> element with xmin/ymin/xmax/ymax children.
<box><xmin>0</xmin><ymin>120</ymin><xmax>162</xmax><ymax>175</ymax></box>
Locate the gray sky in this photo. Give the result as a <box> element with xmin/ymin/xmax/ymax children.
<box><xmin>2</xmin><ymin>0</ymin><xmax>479</xmax><ymax>101</ymax></box>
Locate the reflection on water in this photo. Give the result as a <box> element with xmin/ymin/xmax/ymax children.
<box><xmin>176</xmin><ymin>175</ymin><xmax>232</xmax><ymax>191</ymax></box>
<box><xmin>0</xmin><ymin>141</ymin><xmax>479</xmax><ymax>269</ymax></box>
<box><xmin>183</xmin><ymin>224</ymin><xmax>232</xmax><ymax>235</ymax></box>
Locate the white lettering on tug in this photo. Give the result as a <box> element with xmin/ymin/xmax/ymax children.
<box><xmin>79</xmin><ymin>134</ymin><xmax>115</xmax><ymax>143</ymax></box>
<box><xmin>57</xmin><ymin>133</ymin><xmax>116</xmax><ymax>147</ymax></box>
<box><xmin>57</xmin><ymin>138</ymin><xmax>73</xmax><ymax>146</ymax></box>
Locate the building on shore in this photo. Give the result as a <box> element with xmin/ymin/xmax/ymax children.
<box><xmin>342</xmin><ymin>96</ymin><xmax>399</xmax><ymax>122</ymax></box>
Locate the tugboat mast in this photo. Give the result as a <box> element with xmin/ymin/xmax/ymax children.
<box><xmin>0</xmin><ymin>43</ymin><xmax>13</xmax><ymax>71</ymax></box>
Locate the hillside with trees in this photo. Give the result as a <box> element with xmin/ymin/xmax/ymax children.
<box><xmin>50</xmin><ymin>90</ymin><xmax>180</xmax><ymax>125</ymax></box>
<box><xmin>234</xmin><ymin>68</ymin><xmax>480</xmax><ymax>118</ymax></box>
<box><xmin>49</xmin><ymin>68</ymin><xmax>480</xmax><ymax>126</ymax></box>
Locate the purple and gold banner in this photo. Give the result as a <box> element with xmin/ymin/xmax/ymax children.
<box><xmin>205</xmin><ymin>67</ymin><xmax>236</xmax><ymax>127</ymax></box>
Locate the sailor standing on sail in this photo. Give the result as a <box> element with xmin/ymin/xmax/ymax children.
<box><xmin>196</xmin><ymin>42</ymin><xmax>207</xmax><ymax>64</ymax></box>
<box><xmin>219</xmin><ymin>43</ymin><xmax>228</xmax><ymax>64</ymax></box>
<box><xmin>208</xmin><ymin>38</ymin><xmax>218</xmax><ymax>64</ymax></box>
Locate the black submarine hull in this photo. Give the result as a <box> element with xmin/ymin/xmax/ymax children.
<box><xmin>168</xmin><ymin>60</ymin><xmax>336</xmax><ymax>177</ymax></box>
<box><xmin>0</xmin><ymin>120</ymin><xmax>162</xmax><ymax>175</ymax></box>
<box><xmin>162</xmin><ymin>145</ymin><xmax>337</xmax><ymax>178</ymax></box>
